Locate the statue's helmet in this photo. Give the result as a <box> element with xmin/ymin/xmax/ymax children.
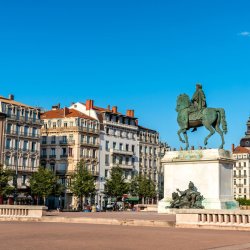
<box><xmin>196</xmin><ymin>83</ymin><xmax>202</xmax><ymax>89</ymax></box>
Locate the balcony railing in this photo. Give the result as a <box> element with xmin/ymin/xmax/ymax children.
<box><xmin>49</xmin><ymin>155</ymin><xmax>56</xmax><ymax>158</ymax></box>
<box><xmin>80</xmin><ymin>140</ymin><xmax>99</xmax><ymax>148</ymax></box>
<box><xmin>60</xmin><ymin>154</ymin><xmax>68</xmax><ymax>158</ymax></box>
<box><xmin>110</xmin><ymin>148</ymin><xmax>134</xmax><ymax>156</ymax></box>
<box><xmin>5</xmin><ymin>165</ymin><xmax>38</xmax><ymax>173</ymax></box>
<box><xmin>59</xmin><ymin>140</ymin><xmax>75</xmax><ymax>145</ymax></box>
<box><xmin>40</xmin><ymin>155</ymin><xmax>47</xmax><ymax>159</ymax></box>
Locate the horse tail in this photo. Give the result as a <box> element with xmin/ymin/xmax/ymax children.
<box><xmin>216</xmin><ymin>108</ymin><xmax>227</xmax><ymax>134</ymax></box>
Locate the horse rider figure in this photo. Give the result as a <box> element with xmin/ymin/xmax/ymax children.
<box><xmin>191</xmin><ymin>83</ymin><xmax>207</xmax><ymax>111</ymax></box>
<box><xmin>190</xmin><ymin>84</ymin><xmax>207</xmax><ymax>132</ymax></box>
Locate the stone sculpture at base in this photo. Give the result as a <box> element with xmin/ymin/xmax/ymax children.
<box><xmin>169</xmin><ymin>181</ymin><xmax>204</xmax><ymax>209</ymax></box>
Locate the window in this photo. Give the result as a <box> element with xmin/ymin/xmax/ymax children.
<box><xmin>6</xmin><ymin>124</ymin><xmax>12</xmax><ymax>133</ymax></box>
<box><xmin>244</xmin><ymin>170</ymin><xmax>246</xmax><ymax>176</ymax></box>
<box><xmin>113</xmin><ymin>142</ymin><xmax>116</xmax><ymax>149</ymax></box>
<box><xmin>31</xmin><ymin>142</ymin><xmax>36</xmax><ymax>152</ymax></box>
<box><xmin>234</xmin><ymin>179</ymin><xmax>236</xmax><ymax>185</ymax></box>
<box><xmin>69</xmin><ymin>148</ymin><xmax>73</xmax><ymax>157</ymax></box>
<box><xmin>126</xmin><ymin>144</ymin><xmax>129</xmax><ymax>151</ymax></box>
<box><xmin>244</xmin><ymin>162</ymin><xmax>247</xmax><ymax>167</ymax></box>
<box><xmin>53</xmin><ymin>122</ymin><xmax>56</xmax><ymax>128</ymax></box>
<box><xmin>24</xmin><ymin>126</ymin><xmax>29</xmax><ymax>136</ymax></box>
<box><xmin>51</xmin><ymin>136</ymin><xmax>56</xmax><ymax>144</ymax></box>
<box><xmin>23</xmin><ymin>141</ymin><xmax>28</xmax><ymax>151</ymax></box>
<box><xmin>244</xmin><ymin>179</ymin><xmax>247</xmax><ymax>185</ymax></box>
<box><xmin>92</xmin><ymin>149</ymin><xmax>96</xmax><ymax>158</ymax></box>
<box><xmin>105</xmin><ymin>170</ymin><xmax>108</xmax><ymax>178</ymax></box>
<box><xmin>31</xmin><ymin>158</ymin><xmax>35</xmax><ymax>169</ymax></box>
<box><xmin>132</xmin><ymin>145</ymin><xmax>135</xmax><ymax>153</ymax></box>
<box><xmin>106</xmin><ymin>128</ymin><xmax>109</xmax><ymax>134</ymax></box>
<box><xmin>5</xmin><ymin>156</ymin><xmax>10</xmax><ymax>166</ymax></box>
<box><xmin>22</xmin><ymin>175</ymin><xmax>26</xmax><ymax>185</ymax></box>
<box><xmin>64</xmin><ymin>122</ymin><xmax>67</xmax><ymax>128</ymax></box>
<box><xmin>23</xmin><ymin>158</ymin><xmax>27</xmax><ymax>168</ymax></box>
<box><xmin>62</xmin><ymin>136</ymin><xmax>67</xmax><ymax>142</ymax></box>
<box><xmin>62</xmin><ymin>148</ymin><xmax>67</xmax><ymax>156</ymax></box>
<box><xmin>119</xmin><ymin>143</ymin><xmax>123</xmax><ymax>150</ymax></box>
<box><xmin>119</xmin><ymin>156</ymin><xmax>123</xmax><ymax>165</ymax></box>
<box><xmin>105</xmin><ymin>155</ymin><xmax>109</xmax><ymax>166</ymax></box>
<box><xmin>125</xmin><ymin>170</ymin><xmax>129</xmax><ymax>179</ymax></box>
<box><xmin>6</xmin><ymin>139</ymin><xmax>11</xmax><ymax>149</ymax></box>
<box><xmin>42</xmin><ymin>148</ymin><xmax>46</xmax><ymax>156</ymax></box>
<box><xmin>126</xmin><ymin>157</ymin><xmax>129</xmax><ymax>165</ymax></box>
<box><xmin>42</xmin><ymin>136</ymin><xmax>47</xmax><ymax>144</ymax></box>
<box><xmin>51</xmin><ymin>148</ymin><xmax>55</xmax><ymax>156</ymax></box>
<box><xmin>32</xmin><ymin>127</ymin><xmax>37</xmax><ymax>137</ymax></box>
<box><xmin>113</xmin><ymin>156</ymin><xmax>116</xmax><ymax>164</ymax></box>
<box><xmin>239</xmin><ymin>188</ymin><xmax>242</xmax><ymax>193</ymax></box>
<box><xmin>106</xmin><ymin>141</ymin><xmax>109</xmax><ymax>150</ymax></box>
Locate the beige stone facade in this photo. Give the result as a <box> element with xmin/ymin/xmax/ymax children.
<box><xmin>0</xmin><ymin>95</ymin><xmax>42</xmax><ymax>191</ymax></box>
<box><xmin>233</xmin><ymin>117</ymin><xmax>250</xmax><ymax>199</ymax></box>
<box><xmin>40</xmin><ymin>106</ymin><xmax>100</xmax><ymax>209</ymax></box>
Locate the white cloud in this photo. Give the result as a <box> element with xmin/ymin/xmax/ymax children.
<box><xmin>239</xmin><ymin>31</ymin><xmax>250</xmax><ymax>37</ymax></box>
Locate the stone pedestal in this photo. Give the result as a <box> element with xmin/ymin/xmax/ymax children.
<box><xmin>158</xmin><ymin>149</ymin><xmax>238</xmax><ymax>213</ymax></box>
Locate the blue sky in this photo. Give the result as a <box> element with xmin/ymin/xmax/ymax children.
<box><xmin>0</xmin><ymin>0</ymin><xmax>250</xmax><ymax>150</ymax></box>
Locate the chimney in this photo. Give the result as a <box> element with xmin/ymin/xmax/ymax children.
<box><xmin>232</xmin><ymin>144</ymin><xmax>235</xmax><ymax>153</ymax></box>
<box><xmin>135</xmin><ymin>120</ymin><xmax>138</xmax><ymax>125</ymax></box>
<box><xmin>86</xmin><ymin>100</ymin><xmax>94</xmax><ymax>110</ymax></box>
<box><xmin>126</xmin><ymin>109</ymin><xmax>134</xmax><ymax>118</ymax></box>
<box><xmin>9</xmin><ymin>94</ymin><xmax>14</xmax><ymax>100</ymax></box>
<box><xmin>112</xmin><ymin>106</ymin><xmax>118</xmax><ymax>113</ymax></box>
<box><xmin>52</xmin><ymin>103</ymin><xmax>60</xmax><ymax>110</ymax></box>
<box><xmin>64</xmin><ymin>107</ymin><xmax>70</xmax><ymax>117</ymax></box>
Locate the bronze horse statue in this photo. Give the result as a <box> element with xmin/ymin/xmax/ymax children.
<box><xmin>176</xmin><ymin>94</ymin><xmax>227</xmax><ymax>150</ymax></box>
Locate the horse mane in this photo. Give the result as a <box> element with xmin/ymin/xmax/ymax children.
<box><xmin>177</xmin><ymin>94</ymin><xmax>191</xmax><ymax>110</ymax></box>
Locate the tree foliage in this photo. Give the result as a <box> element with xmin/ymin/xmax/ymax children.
<box><xmin>0</xmin><ymin>166</ymin><xmax>14</xmax><ymax>198</ymax></box>
<box><xmin>29</xmin><ymin>167</ymin><xmax>56</xmax><ymax>204</ymax></box>
<box><xmin>105</xmin><ymin>166</ymin><xmax>129</xmax><ymax>200</ymax></box>
<box><xmin>129</xmin><ymin>175</ymin><xmax>157</xmax><ymax>203</ymax></box>
<box><xmin>70</xmin><ymin>160</ymin><xmax>96</xmax><ymax>209</ymax></box>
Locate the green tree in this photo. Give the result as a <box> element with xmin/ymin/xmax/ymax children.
<box><xmin>105</xmin><ymin>166</ymin><xmax>129</xmax><ymax>201</ymax></box>
<box><xmin>129</xmin><ymin>175</ymin><xmax>157</xmax><ymax>204</ymax></box>
<box><xmin>0</xmin><ymin>166</ymin><xmax>14</xmax><ymax>203</ymax></box>
<box><xmin>29</xmin><ymin>167</ymin><xmax>56</xmax><ymax>205</ymax></box>
<box><xmin>70</xmin><ymin>161</ymin><xmax>96</xmax><ymax>210</ymax></box>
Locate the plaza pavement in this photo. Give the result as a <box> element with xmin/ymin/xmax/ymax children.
<box><xmin>0</xmin><ymin>221</ymin><xmax>250</xmax><ymax>250</ymax></box>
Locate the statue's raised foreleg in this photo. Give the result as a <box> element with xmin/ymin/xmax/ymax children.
<box><xmin>178</xmin><ymin>128</ymin><xmax>189</xmax><ymax>150</ymax></box>
<box><xmin>203</xmin><ymin>122</ymin><xmax>215</xmax><ymax>146</ymax></box>
<box><xmin>177</xmin><ymin>128</ymin><xmax>185</xmax><ymax>143</ymax></box>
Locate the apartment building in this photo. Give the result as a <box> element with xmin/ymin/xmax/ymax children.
<box><xmin>69</xmin><ymin>100</ymin><xmax>139</xmax><ymax>207</ymax></box>
<box><xmin>40</xmin><ymin>105</ymin><xmax>100</xmax><ymax>209</ymax></box>
<box><xmin>0</xmin><ymin>94</ymin><xmax>42</xmax><ymax>193</ymax></box>
<box><xmin>233</xmin><ymin>117</ymin><xmax>250</xmax><ymax>199</ymax></box>
<box><xmin>138</xmin><ymin>126</ymin><xmax>170</xmax><ymax>201</ymax></box>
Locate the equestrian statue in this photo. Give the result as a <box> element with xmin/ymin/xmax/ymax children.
<box><xmin>176</xmin><ymin>84</ymin><xmax>227</xmax><ymax>150</ymax></box>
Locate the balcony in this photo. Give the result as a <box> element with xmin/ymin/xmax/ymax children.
<box><xmin>110</xmin><ymin>148</ymin><xmax>134</xmax><ymax>156</ymax></box>
<box><xmin>40</xmin><ymin>155</ymin><xmax>47</xmax><ymax>159</ymax></box>
<box><xmin>49</xmin><ymin>155</ymin><xmax>56</xmax><ymax>158</ymax></box>
<box><xmin>60</xmin><ymin>154</ymin><xmax>68</xmax><ymax>158</ymax></box>
<box><xmin>41</xmin><ymin>126</ymin><xmax>99</xmax><ymax>134</ymax></box>
<box><xmin>56</xmin><ymin>169</ymin><xmax>67</xmax><ymax>175</ymax></box>
<box><xmin>5</xmin><ymin>165</ymin><xmax>38</xmax><ymax>173</ymax></box>
<box><xmin>236</xmin><ymin>184</ymin><xmax>244</xmax><ymax>187</ymax></box>
<box><xmin>80</xmin><ymin>140</ymin><xmax>99</xmax><ymax>148</ymax></box>
<box><xmin>59</xmin><ymin>140</ymin><xmax>75</xmax><ymax>145</ymax></box>
<box><xmin>111</xmin><ymin>164</ymin><xmax>135</xmax><ymax>169</ymax></box>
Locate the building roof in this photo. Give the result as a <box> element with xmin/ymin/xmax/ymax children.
<box><xmin>0</xmin><ymin>96</ymin><xmax>34</xmax><ymax>109</ymax></box>
<box><xmin>233</xmin><ymin>146</ymin><xmax>250</xmax><ymax>154</ymax></box>
<box><xmin>138</xmin><ymin>125</ymin><xmax>158</xmax><ymax>134</ymax></box>
<box><xmin>41</xmin><ymin>108</ymin><xmax>96</xmax><ymax>120</ymax></box>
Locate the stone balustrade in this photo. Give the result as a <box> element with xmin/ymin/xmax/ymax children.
<box><xmin>0</xmin><ymin>205</ymin><xmax>47</xmax><ymax>218</ymax></box>
<box><xmin>175</xmin><ymin>209</ymin><xmax>250</xmax><ymax>229</ymax></box>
